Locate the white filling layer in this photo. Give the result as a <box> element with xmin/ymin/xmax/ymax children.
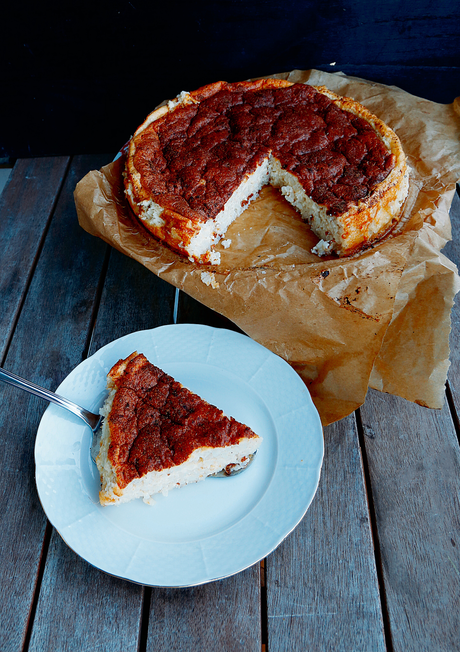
<box><xmin>186</xmin><ymin>157</ymin><xmax>271</xmax><ymax>263</ymax></box>
<box><xmin>268</xmin><ymin>158</ymin><xmax>345</xmax><ymax>247</ymax></box>
<box><xmin>139</xmin><ymin>198</ymin><xmax>166</xmax><ymax>229</ymax></box>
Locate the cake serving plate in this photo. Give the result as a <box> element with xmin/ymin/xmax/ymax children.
<box><xmin>35</xmin><ymin>324</ymin><xmax>324</xmax><ymax>587</ymax></box>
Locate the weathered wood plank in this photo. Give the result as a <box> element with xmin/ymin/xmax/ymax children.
<box><xmin>360</xmin><ymin>392</ymin><xmax>460</xmax><ymax>652</ymax></box>
<box><xmin>28</xmin><ymin>533</ymin><xmax>144</xmax><ymax>652</ymax></box>
<box><xmin>146</xmin><ymin>565</ymin><xmax>261</xmax><ymax>652</ymax></box>
<box><xmin>88</xmin><ymin>248</ymin><xmax>176</xmax><ymax>354</ymax></box>
<box><xmin>177</xmin><ymin>291</ymin><xmax>244</xmax><ymax>332</ymax></box>
<box><xmin>266</xmin><ymin>415</ymin><xmax>387</xmax><ymax>651</ymax></box>
<box><xmin>0</xmin><ymin>385</ymin><xmax>48</xmax><ymax>652</ymax></box>
<box><xmin>0</xmin><ymin>156</ymin><xmax>70</xmax><ymax>360</ymax></box>
<box><xmin>0</xmin><ymin>154</ymin><xmax>141</xmax><ymax>652</ymax></box>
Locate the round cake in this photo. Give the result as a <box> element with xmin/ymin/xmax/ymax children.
<box><xmin>124</xmin><ymin>79</ymin><xmax>409</xmax><ymax>263</ymax></box>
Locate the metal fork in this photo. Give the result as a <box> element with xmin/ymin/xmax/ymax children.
<box><xmin>0</xmin><ymin>367</ymin><xmax>104</xmax><ymax>463</ymax></box>
<box><xmin>0</xmin><ymin>367</ymin><xmax>103</xmax><ymax>431</ymax></box>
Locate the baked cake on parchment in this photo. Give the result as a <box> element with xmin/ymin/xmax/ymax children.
<box><xmin>124</xmin><ymin>79</ymin><xmax>409</xmax><ymax>263</ymax></box>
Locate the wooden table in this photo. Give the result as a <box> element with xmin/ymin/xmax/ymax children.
<box><xmin>1</xmin><ymin>155</ymin><xmax>459</xmax><ymax>651</ymax></box>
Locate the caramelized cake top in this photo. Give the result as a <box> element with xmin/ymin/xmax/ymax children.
<box><xmin>107</xmin><ymin>353</ymin><xmax>258</xmax><ymax>489</ymax></box>
<box><xmin>130</xmin><ymin>81</ymin><xmax>396</xmax><ymax>221</ymax></box>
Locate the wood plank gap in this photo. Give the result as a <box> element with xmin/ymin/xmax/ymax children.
<box><xmin>137</xmin><ymin>586</ymin><xmax>152</xmax><ymax>652</ymax></box>
<box><xmin>355</xmin><ymin>407</ymin><xmax>394</xmax><ymax>652</ymax></box>
<box><xmin>21</xmin><ymin>521</ymin><xmax>53</xmax><ymax>652</ymax></box>
<box><xmin>173</xmin><ymin>287</ymin><xmax>179</xmax><ymax>324</ymax></box>
<box><xmin>260</xmin><ymin>559</ymin><xmax>268</xmax><ymax>652</ymax></box>
<box><xmin>0</xmin><ymin>156</ymin><xmax>72</xmax><ymax>368</ymax></box>
<box><xmin>445</xmin><ymin>381</ymin><xmax>460</xmax><ymax>447</ymax></box>
<box><xmin>81</xmin><ymin>245</ymin><xmax>112</xmax><ymax>360</ymax></box>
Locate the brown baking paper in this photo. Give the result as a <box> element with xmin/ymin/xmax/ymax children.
<box><xmin>74</xmin><ymin>69</ymin><xmax>460</xmax><ymax>425</ymax></box>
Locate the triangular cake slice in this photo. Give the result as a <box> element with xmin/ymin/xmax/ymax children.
<box><xmin>96</xmin><ymin>352</ymin><xmax>262</xmax><ymax>505</ymax></box>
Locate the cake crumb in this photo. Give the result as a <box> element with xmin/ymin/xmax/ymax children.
<box><xmin>167</xmin><ymin>91</ymin><xmax>196</xmax><ymax>110</ymax></box>
<box><xmin>312</xmin><ymin>239</ymin><xmax>334</xmax><ymax>256</ymax></box>
<box><xmin>200</xmin><ymin>271</ymin><xmax>220</xmax><ymax>289</ymax></box>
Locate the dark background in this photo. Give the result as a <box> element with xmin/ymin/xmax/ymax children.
<box><xmin>2</xmin><ymin>0</ymin><xmax>459</xmax><ymax>159</ymax></box>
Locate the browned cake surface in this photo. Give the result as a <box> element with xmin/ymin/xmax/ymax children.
<box><xmin>131</xmin><ymin>81</ymin><xmax>396</xmax><ymax>221</ymax></box>
<box><xmin>107</xmin><ymin>353</ymin><xmax>258</xmax><ymax>489</ymax></box>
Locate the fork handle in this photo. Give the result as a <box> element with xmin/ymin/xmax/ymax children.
<box><xmin>0</xmin><ymin>367</ymin><xmax>101</xmax><ymax>430</ymax></box>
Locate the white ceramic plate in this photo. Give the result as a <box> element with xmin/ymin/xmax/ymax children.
<box><xmin>35</xmin><ymin>324</ymin><xmax>323</xmax><ymax>587</ymax></box>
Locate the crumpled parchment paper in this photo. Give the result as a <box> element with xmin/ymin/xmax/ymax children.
<box><xmin>74</xmin><ymin>69</ymin><xmax>460</xmax><ymax>425</ymax></box>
